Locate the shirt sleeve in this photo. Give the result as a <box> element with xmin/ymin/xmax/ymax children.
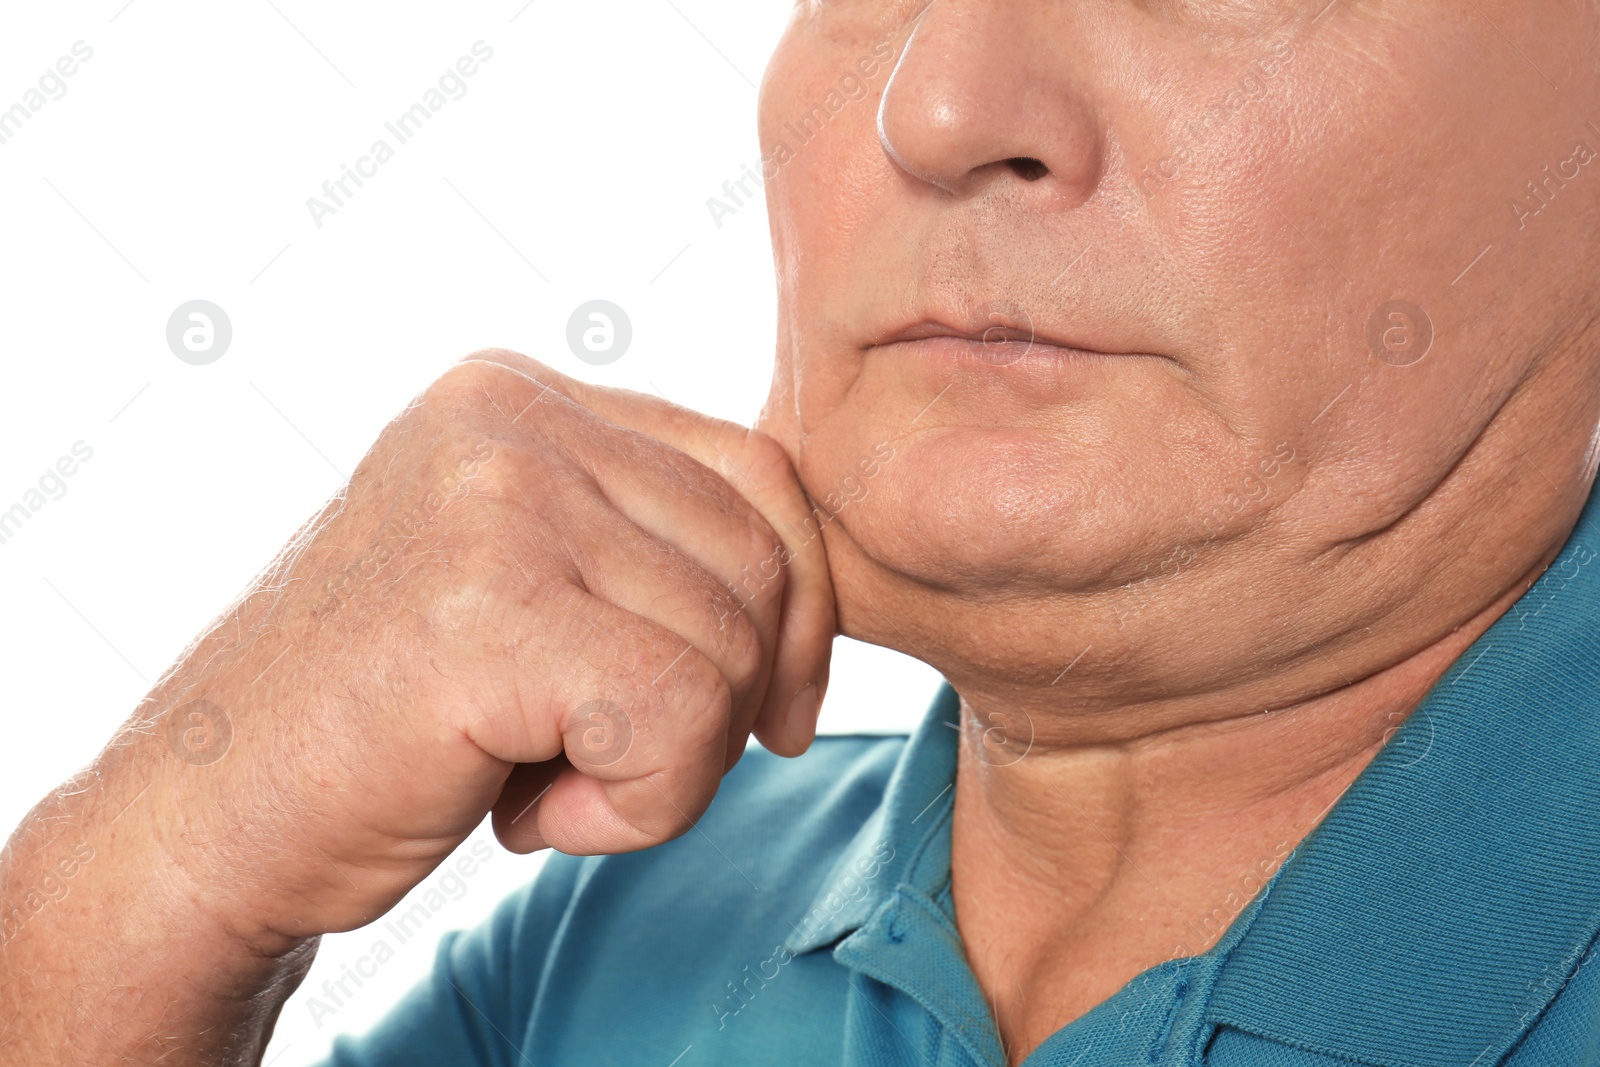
<box><xmin>310</xmin><ymin>852</ymin><xmax>588</xmax><ymax>1067</ymax></box>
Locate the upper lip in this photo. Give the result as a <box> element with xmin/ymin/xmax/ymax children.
<box><xmin>870</xmin><ymin>316</ymin><xmax>1123</xmax><ymax>355</ymax></box>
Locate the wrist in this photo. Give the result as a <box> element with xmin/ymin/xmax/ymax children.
<box><xmin>1</xmin><ymin>764</ymin><xmax>318</xmax><ymax>1066</ymax></box>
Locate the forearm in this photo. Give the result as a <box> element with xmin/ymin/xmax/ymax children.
<box><xmin>0</xmin><ymin>743</ymin><xmax>316</xmax><ymax>1066</ymax></box>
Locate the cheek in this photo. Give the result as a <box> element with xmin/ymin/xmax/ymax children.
<box><xmin>1137</xmin><ymin>10</ymin><xmax>1585</xmax><ymax>466</ymax></box>
<box><xmin>759</xmin><ymin>29</ymin><xmax>907</xmax><ymax>432</ymax></box>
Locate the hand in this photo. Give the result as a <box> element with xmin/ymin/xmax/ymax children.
<box><xmin>136</xmin><ymin>350</ymin><xmax>835</xmax><ymax>947</ymax></box>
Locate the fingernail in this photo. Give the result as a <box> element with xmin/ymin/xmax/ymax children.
<box><xmin>786</xmin><ymin>682</ymin><xmax>822</xmax><ymax>748</ymax></box>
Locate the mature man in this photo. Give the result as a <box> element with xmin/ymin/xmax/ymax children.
<box><xmin>5</xmin><ymin>1</ymin><xmax>1600</xmax><ymax>1065</ymax></box>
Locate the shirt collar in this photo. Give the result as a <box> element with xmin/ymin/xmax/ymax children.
<box><xmin>785</xmin><ymin>684</ymin><xmax>961</xmax><ymax>955</ymax></box>
<box><xmin>1210</xmin><ymin>480</ymin><xmax>1600</xmax><ymax>1066</ymax></box>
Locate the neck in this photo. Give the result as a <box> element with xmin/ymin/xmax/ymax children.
<box><xmin>951</xmin><ymin>532</ymin><xmax>1561</xmax><ymax>928</ymax></box>
<box><xmin>945</xmin><ymin>537</ymin><xmax>1569</xmax><ymax>1062</ymax></box>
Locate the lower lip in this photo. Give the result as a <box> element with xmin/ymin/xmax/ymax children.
<box><xmin>869</xmin><ymin>335</ymin><xmax>1171</xmax><ymax>402</ymax></box>
<box><xmin>875</xmin><ymin>335</ymin><xmax>1145</xmax><ymax>370</ymax></box>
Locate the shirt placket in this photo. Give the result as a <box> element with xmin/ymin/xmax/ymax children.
<box><xmin>832</xmin><ymin>884</ymin><xmax>1008</xmax><ymax>1067</ymax></box>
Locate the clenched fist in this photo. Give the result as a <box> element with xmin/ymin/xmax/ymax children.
<box><xmin>127</xmin><ymin>350</ymin><xmax>836</xmax><ymax>948</ymax></box>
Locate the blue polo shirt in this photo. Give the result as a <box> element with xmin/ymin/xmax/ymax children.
<box><xmin>320</xmin><ymin>484</ymin><xmax>1600</xmax><ymax>1066</ymax></box>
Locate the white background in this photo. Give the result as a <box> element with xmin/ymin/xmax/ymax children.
<box><xmin>0</xmin><ymin>3</ymin><xmax>942</xmax><ymax>1062</ymax></box>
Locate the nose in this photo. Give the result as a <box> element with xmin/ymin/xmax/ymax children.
<box><xmin>876</xmin><ymin>3</ymin><xmax>1103</xmax><ymax>203</ymax></box>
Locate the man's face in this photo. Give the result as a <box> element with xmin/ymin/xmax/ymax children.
<box><xmin>755</xmin><ymin>0</ymin><xmax>1600</xmax><ymax>705</ymax></box>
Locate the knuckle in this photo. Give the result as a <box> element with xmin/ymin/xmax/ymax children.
<box><xmin>738</xmin><ymin>502</ymin><xmax>784</xmax><ymax>561</ymax></box>
<box><xmin>735</xmin><ymin>514</ymin><xmax>789</xmax><ymax>608</ymax></box>
<box><xmin>655</xmin><ymin>645</ymin><xmax>733</xmax><ymax>745</ymax></box>
<box><xmin>430</xmin><ymin>356</ymin><xmax>567</xmax><ymax>428</ymax></box>
<box><xmin>423</xmin><ymin>360</ymin><xmax>512</xmax><ymax>424</ymax></box>
<box><xmin>398</xmin><ymin>437</ymin><xmax>510</xmax><ymax>543</ymax></box>
<box><xmin>727</xmin><ymin>428</ymin><xmax>803</xmax><ymax>517</ymax></box>
<box><xmin>456</xmin><ymin>346</ymin><xmax>532</xmax><ymax>368</ymax></box>
<box><xmin>736</xmin><ymin>427</ymin><xmax>795</xmax><ymax>484</ymax></box>
<box><xmin>635</xmin><ymin>778</ymin><xmax>700</xmax><ymax>843</ymax></box>
<box><xmin>448</xmin><ymin>437</ymin><xmax>517</xmax><ymax>499</ymax></box>
<box><xmin>710</xmin><ymin>594</ymin><xmax>765</xmax><ymax>692</ymax></box>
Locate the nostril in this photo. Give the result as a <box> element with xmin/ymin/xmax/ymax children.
<box><xmin>1006</xmin><ymin>156</ymin><xmax>1049</xmax><ymax>181</ymax></box>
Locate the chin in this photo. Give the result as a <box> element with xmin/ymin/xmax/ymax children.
<box><xmin>802</xmin><ymin>423</ymin><xmax>1202</xmax><ymax>598</ymax></box>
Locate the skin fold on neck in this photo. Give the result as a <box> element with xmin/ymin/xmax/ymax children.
<box><xmin>946</xmin><ymin>526</ymin><xmax>1579</xmax><ymax>1065</ymax></box>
